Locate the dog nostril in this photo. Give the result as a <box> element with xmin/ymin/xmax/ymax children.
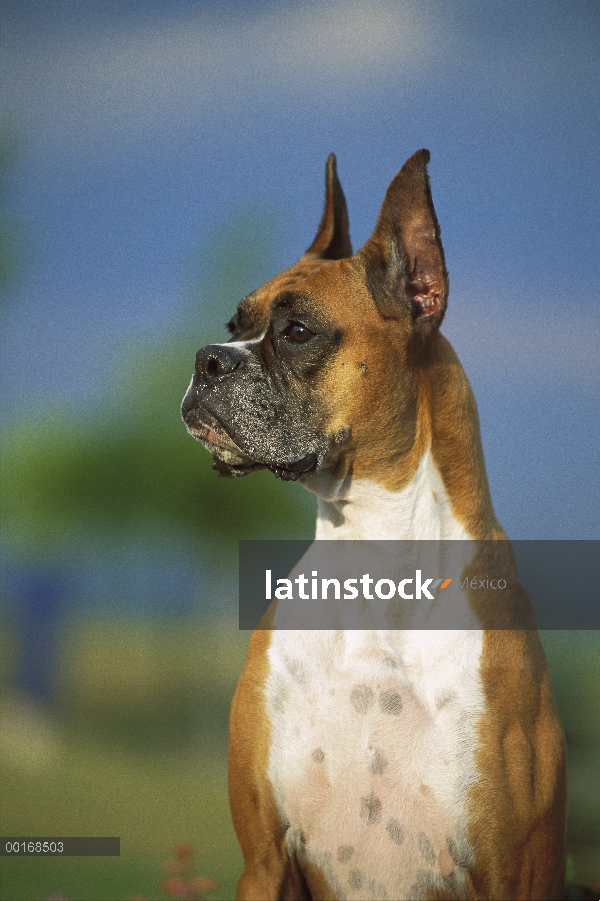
<box><xmin>196</xmin><ymin>344</ymin><xmax>241</xmax><ymax>381</ymax></box>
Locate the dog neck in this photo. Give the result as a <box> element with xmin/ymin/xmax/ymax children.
<box><xmin>303</xmin><ymin>334</ymin><xmax>502</xmax><ymax>543</ymax></box>
<box><xmin>310</xmin><ymin>450</ymin><xmax>470</xmax><ymax>541</ymax></box>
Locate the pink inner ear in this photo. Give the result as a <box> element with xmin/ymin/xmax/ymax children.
<box><xmin>359</xmin><ymin>150</ymin><xmax>448</xmax><ymax>329</ymax></box>
<box><xmin>415</xmin><ymin>294</ymin><xmax>440</xmax><ymax>312</ymax></box>
<box><xmin>413</xmin><ymin>282</ymin><xmax>442</xmax><ymax>318</ymax></box>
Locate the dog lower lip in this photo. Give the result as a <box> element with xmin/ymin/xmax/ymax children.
<box><xmin>212</xmin><ymin>457</ymin><xmax>265</xmax><ymax>478</ymax></box>
<box><xmin>183</xmin><ymin>407</ymin><xmax>237</xmax><ymax>447</ymax></box>
<box><xmin>268</xmin><ymin>453</ymin><xmax>317</xmax><ymax>482</ymax></box>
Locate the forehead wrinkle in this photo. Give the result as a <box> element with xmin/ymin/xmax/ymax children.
<box><xmin>272</xmin><ymin>291</ymin><xmax>312</xmax><ymax>312</ymax></box>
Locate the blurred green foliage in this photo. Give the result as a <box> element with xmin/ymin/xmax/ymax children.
<box><xmin>541</xmin><ymin>632</ymin><xmax>600</xmax><ymax>867</ymax></box>
<box><xmin>56</xmin><ymin>615</ymin><xmax>248</xmax><ymax>752</ymax></box>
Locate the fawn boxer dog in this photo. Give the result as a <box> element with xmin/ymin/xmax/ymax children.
<box><xmin>182</xmin><ymin>151</ymin><xmax>567</xmax><ymax>900</ymax></box>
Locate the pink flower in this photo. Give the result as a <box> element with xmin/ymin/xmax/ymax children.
<box><xmin>173</xmin><ymin>843</ymin><xmax>195</xmax><ymax>861</ymax></box>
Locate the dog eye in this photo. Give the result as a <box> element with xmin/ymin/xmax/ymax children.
<box><xmin>284</xmin><ymin>322</ymin><xmax>314</xmax><ymax>344</ymax></box>
<box><xmin>226</xmin><ymin>319</ymin><xmax>237</xmax><ymax>336</ymax></box>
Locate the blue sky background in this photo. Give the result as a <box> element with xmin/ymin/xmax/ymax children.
<box><xmin>1</xmin><ymin>0</ymin><xmax>599</xmax><ymax>539</ymax></box>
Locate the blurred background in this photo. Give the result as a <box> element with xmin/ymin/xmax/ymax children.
<box><xmin>0</xmin><ymin>2</ymin><xmax>598</xmax><ymax>898</ymax></box>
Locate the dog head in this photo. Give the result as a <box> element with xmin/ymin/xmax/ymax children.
<box><xmin>181</xmin><ymin>150</ymin><xmax>448</xmax><ymax>489</ymax></box>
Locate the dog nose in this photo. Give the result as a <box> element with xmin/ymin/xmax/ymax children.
<box><xmin>195</xmin><ymin>344</ymin><xmax>242</xmax><ymax>384</ymax></box>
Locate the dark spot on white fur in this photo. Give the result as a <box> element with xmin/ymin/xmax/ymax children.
<box><xmin>337</xmin><ymin>845</ymin><xmax>354</xmax><ymax>863</ymax></box>
<box><xmin>350</xmin><ymin>684</ymin><xmax>374</xmax><ymax>713</ymax></box>
<box><xmin>418</xmin><ymin>831</ymin><xmax>436</xmax><ymax>865</ymax></box>
<box><xmin>271</xmin><ymin>675</ymin><xmax>287</xmax><ymax>713</ymax></box>
<box><xmin>312</xmin><ymin>747</ymin><xmax>325</xmax><ymax>763</ymax></box>
<box><xmin>348</xmin><ymin>869</ymin><xmax>364</xmax><ymax>891</ymax></box>
<box><xmin>410</xmin><ymin>869</ymin><xmax>438</xmax><ymax>898</ymax></box>
<box><xmin>285</xmin><ymin>657</ymin><xmax>307</xmax><ymax>684</ymax></box>
<box><xmin>360</xmin><ymin>792</ymin><xmax>382</xmax><ymax>824</ymax></box>
<box><xmin>369</xmin><ymin>748</ymin><xmax>387</xmax><ymax>775</ymax></box>
<box><xmin>446</xmin><ymin>835</ymin><xmax>474</xmax><ymax>869</ymax></box>
<box><xmin>368</xmin><ymin>878</ymin><xmax>389</xmax><ymax>900</ymax></box>
<box><xmin>386</xmin><ymin>818</ymin><xmax>404</xmax><ymax>845</ymax></box>
<box><xmin>379</xmin><ymin>690</ymin><xmax>403</xmax><ymax>714</ymax></box>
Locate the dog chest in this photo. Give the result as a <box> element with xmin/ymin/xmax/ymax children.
<box><xmin>265</xmin><ymin>629</ymin><xmax>485</xmax><ymax>900</ymax></box>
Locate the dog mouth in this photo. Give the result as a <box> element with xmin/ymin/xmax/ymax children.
<box><xmin>266</xmin><ymin>453</ymin><xmax>317</xmax><ymax>482</ymax></box>
<box><xmin>182</xmin><ymin>406</ymin><xmax>261</xmax><ymax>475</ymax></box>
<box><xmin>183</xmin><ymin>408</ymin><xmax>239</xmax><ymax>451</ymax></box>
<box><xmin>181</xmin><ymin>403</ymin><xmax>318</xmax><ymax>481</ymax></box>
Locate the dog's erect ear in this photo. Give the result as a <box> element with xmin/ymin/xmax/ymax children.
<box><xmin>303</xmin><ymin>153</ymin><xmax>353</xmax><ymax>261</ymax></box>
<box><xmin>359</xmin><ymin>149</ymin><xmax>448</xmax><ymax>333</ymax></box>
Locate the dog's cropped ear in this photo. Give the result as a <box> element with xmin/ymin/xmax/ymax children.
<box><xmin>359</xmin><ymin>149</ymin><xmax>448</xmax><ymax>333</ymax></box>
<box><xmin>303</xmin><ymin>153</ymin><xmax>353</xmax><ymax>261</ymax></box>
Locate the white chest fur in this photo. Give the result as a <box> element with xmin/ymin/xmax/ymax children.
<box><xmin>308</xmin><ymin>450</ymin><xmax>471</xmax><ymax>542</ymax></box>
<box><xmin>266</xmin><ymin>629</ymin><xmax>484</xmax><ymax>900</ymax></box>
<box><xmin>264</xmin><ymin>454</ymin><xmax>486</xmax><ymax>900</ymax></box>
